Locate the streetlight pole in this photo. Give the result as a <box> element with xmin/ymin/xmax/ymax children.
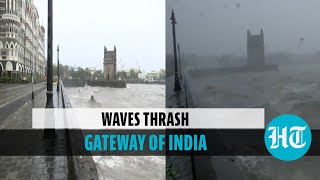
<box><xmin>170</xmin><ymin>10</ymin><xmax>181</xmax><ymax>91</ymax></box>
<box><xmin>178</xmin><ymin>43</ymin><xmax>182</xmax><ymax>80</ymax></box>
<box><xmin>56</xmin><ymin>45</ymin><xmax>60</xmax><ymax>92</ymax></box>
<box><xmin>44</xmin><ymin>0</ymin><xmax>55</xmax><ymax>138</ymax></box>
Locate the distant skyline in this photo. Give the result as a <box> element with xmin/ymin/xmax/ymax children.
<box><xmin>35</xmin><ymin>0</ymin><xmax>165</xmax><ymax>71</ymax></box>
<box><xmin>167</xmin><ymin>0</ymin><xmax>320</xmax><ymax>56</ymax></box>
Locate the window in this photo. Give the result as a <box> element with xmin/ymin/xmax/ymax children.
<box><xmin>1</xmin><ymin>50</ymin><xmax>6</xmax><ymax>56</ymax></box>
<box><xmin>1</xmin><ymin>50</ymin><xmax>7</xmax><ymax>59</ymax></box>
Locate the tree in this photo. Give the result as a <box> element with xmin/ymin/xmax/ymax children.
<box><xmin>117</xmin><ymin>71</ymin><xmax>128</xmax><ymax>80</ymax></box>
<box><xmin>159</xmin><ymin>69</ymin><xmax>165</xmax><ymax>80</ymax></box>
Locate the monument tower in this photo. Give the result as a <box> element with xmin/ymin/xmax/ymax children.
<box><xmin>247</xmin><ymin>29</ymin><xmax>265</xmax><ymax>67</ymax></box>
<box><xmin>103</xmin><ymin>46</ymin><xmax>117</xmax><ymax>80</ymax></box>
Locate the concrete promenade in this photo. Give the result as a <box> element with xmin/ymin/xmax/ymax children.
<box><xmin>0</xmin><ymin>84</ymin><xmax>69</xmax><ymax>180</ymax></box>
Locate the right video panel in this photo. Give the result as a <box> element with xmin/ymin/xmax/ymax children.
<box><xmin>166</xmin><ymin>0</ymin><xmax>320</xmax><ymax>179</ymax></box>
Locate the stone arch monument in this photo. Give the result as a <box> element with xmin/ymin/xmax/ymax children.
<box><xmin>103</xmin><ymin>46</ymin><xmax>117</xmax><ymax>80</ymax></box>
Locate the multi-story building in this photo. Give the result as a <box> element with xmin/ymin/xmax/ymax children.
<box><xmin>0</xmin><ymin>0</ymin><xmax>46</xmax><ymax>80</ymax></box>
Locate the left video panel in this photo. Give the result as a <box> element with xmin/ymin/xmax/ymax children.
<box><xmin>0</xmin><ymin>0</ymin><xmax>166</xmax><ymax>179</ymax></box>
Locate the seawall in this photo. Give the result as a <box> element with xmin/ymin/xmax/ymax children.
<box><xmin>190</xmin><ymin>64</ymin><xmax>278</xmax><ymax>77</ymax></box>
<box><xmin>87</xmin><ymin>80</ymin><xmax>126</xmax><ymax>88</ymax></box>
<box><xmin>60</xmin><ymin>82</ymin><xmax>99</xmax><ymax>179</ymax></box>
<box><xmin>62</xmin><ymin>79</ymin><xmax>86</xmax><ymax>87</ymax></box>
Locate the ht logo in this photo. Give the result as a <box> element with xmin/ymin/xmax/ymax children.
<box><xmin>268</xmin><ymin>126</ymin><xmax>306</xmax><ymax>149</ymax></box>
<box><xmin>264</xmin><ymin>114</ymin><xmax>312</xmax><ymax>161</ymax></box>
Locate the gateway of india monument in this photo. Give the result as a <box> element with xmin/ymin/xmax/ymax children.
<box><xmin>87</xmin><ymin>45</ymin><xmax>126</xmax><ymax>88</ymax></box>
<box><xmin>103</xmin><ymin>46</ymin><xmax>117</xmax><ymax>80</ymax></box>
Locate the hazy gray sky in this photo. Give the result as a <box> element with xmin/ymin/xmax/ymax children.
<box><xmin>35</xmin><ymin>0</ymin><xmax>165</xmax><ymax>71</ymax></box>
<box><xmin>167</xmin><ymin>0</ymin><xmax>320</xmax><ymax>56</ymax></box>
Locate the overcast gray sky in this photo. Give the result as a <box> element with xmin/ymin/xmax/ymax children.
<box><xmin>35</xmin><ymin>0</ymin><xmax>165</xmax><ymax>71</ymax></box>
<box><xmin>166</xmin><ymin>0</ymin><xmax>320</xmax><ymax>56</ymax></box>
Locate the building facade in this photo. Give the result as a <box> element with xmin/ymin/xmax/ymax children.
<box><xmin>0</xmin><ymin>0</ymin><xmax>46</xmax><ymax>80</ymax></box>
<box><xmin>103</xmin><ymin>46</ymin><xmax>117</xmax><ymax>80</ymax></box>
<box><xmin>247</xmin><ymin>29</ymin><xmax>265</xmax><ymax>67</ymax></box>
<box><xmin>138</xmin><ymin>71</ymin><xmax>162</xmax><ymax>81</ymax></box>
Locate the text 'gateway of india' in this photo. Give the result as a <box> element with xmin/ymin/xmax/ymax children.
<box><xmin>103</xmin><ymin>46</ymin><xmax>117</xmax><ymax>80</ymax></box>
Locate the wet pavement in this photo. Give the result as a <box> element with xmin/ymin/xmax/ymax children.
<box><xmin>0</xmin><ymin>156</ymin><xmax>67</xmax><ymax>180</ymax></box>
<box><xmin>0</xmin><ymin>83</ymin><xmax>46</xmax><ymax>123</ymax></box>
<box><xmin>0</xmin><ymin>84</ymin><xmax>69</xmax><ymax>180</ymax></box>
